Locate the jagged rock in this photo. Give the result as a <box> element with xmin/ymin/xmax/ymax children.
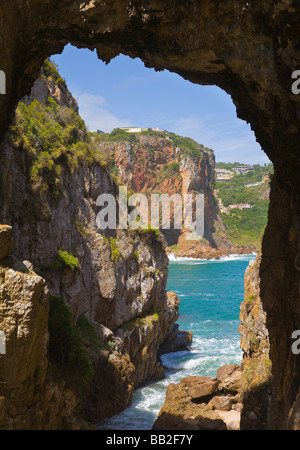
<box><xmin>116</xmin><ymin>291</ymin><xmax>180</xmax><ymax>387</ymax></box>
<box><xmin>159</xmin><ymin>324</ymin><xmax>193</xmax><ymax>356</ymax></box>
<box><xmin>0</xmin><ymin>397</ymin><xmax>6</xmax><ymax>428</ymax></box>
<box><xmin>217</xmin><ymin>364</ymin><xmax>242</xmax><ymax>394</ymax></box>
<box><xmin>218</xmin><ymin>410</ymin><xmax>240</xmax><ymax>431</ymax></box>
<box><xmin>99</xmin><ymin>135</ymin><xmax>232</xmax><ymax>257</ymax></box>
<box><xmin>1</xmin><ymin>1</ymin><xmax>300</xmax><ymax>430</ymax></box>
<box><xmin>153</xmin><ymin>364</ymin><xmax>243</xmax><ymax>430</ymax></box>
<box><xmin>152</xmin><ymin>381</ymin><xmax>227</xmax><ymax>431</ymax></box>
<box><xmin>0</xmin><ymin>252</ymin><xmax>49</xmax><ymax>429</ymax></box>
<box><xmin>239</xmin><ymin>255</ymin><xmax>274</xmax><ymax>429</ymax></box>
<box><xmin>93</xmin><ymin>323</ymin><xmax>114</xmax><ymax>344</ymax></box>
<box><xmin>0</xmin><ymin>66</ymin><xmax>182</xmax><ymax>428</ymax></box>
<box><xmin>207</xmin><ymin>396</ymin><xmax>232</xmax><ymax>412</ymax></box>
<box><xmin>183</xmin><ymin>376</ymin><xmax>218</xmax><ymax>401</ymax></box>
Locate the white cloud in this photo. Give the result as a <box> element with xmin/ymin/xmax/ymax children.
<box><xmin>158</xmin><ymin>114</ymin><xmax>269</xmax><ymax>165</ymax></box>
<box><xmin>74</xmin><ymin>92</ymin><xmax>132</xmax><ymax>132</ymax></box>
<box><xmin>71</xmin><ymin>90</ymin><xmax>269</xmax><ymax>164</ymax></box>
<box><xmin>113</xmin><ymin>73</ymin><xmax>159</xmax><ymax>89</ymax></box>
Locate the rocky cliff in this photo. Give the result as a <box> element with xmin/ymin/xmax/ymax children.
<box><xmin>1</xmin><ymin>0</ymin><xmax>300</xmax><ymax>430</ymax></box>
<box><xmin>153</xmin><ymin>254</ymin><xmax>274</xmax><ymax>431</ymax></box>
<box><xmin>0</xmin><ymin>64</ymin><xmax>182</xmax><ymax>429</ymax></box>
<box><xmin>153</xmin><ymin>365</ymin><xmax>243</xmax><ymax>430</ymax></box>
<box><xmin>238</xmin><ymin>254</ymin><xmax>274</xmax><ymax>429</ymax></box>
<box><xmin>96</xmin><ymin>131</ymin><xmax>232</xmax><ymax>259</ymax></box>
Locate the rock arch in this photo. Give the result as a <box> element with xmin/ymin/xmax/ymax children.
<box><xmin>1</xmin><ymin>0</ymin><xmax>300</xmax><ymax>429</ymax></box>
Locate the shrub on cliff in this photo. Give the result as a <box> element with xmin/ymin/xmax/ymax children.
<box><xmin>42</xmin><ymin>58</ymin><xmax>66</xmax><ymax>87</ymax></box>
<box><xmin>95</xmin><ymin>127</ymin><xmax>138</xmax><ymax>144</ymax></box>
<box><xmin>41</xmin><ymin>248</ymin><xmax>79</xmax><ymax>271</ymax></box>
<box><xmin>48</xmin><ymin>296</ymin><xmax>94</xmax><ymax>388</ymax></box>
<box><xmin>8</xmin><ymin>78</ymin><xmax>108</xmax><ymax>199</ymax></box>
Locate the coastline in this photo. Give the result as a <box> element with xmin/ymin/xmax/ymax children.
<box><xmin>98</xmin><ymin>253</ymin><xmax>254</xmax><ymax>430</ymax></box>
<box><xmin>166</xmin><ymin>246</ymin><xmax>258</xmax><ymax>261</ymax></box>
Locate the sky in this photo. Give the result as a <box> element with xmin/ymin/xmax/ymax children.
<box><xmin>53</xmin><ymin>44</ymin><xmax>270</xmax><ymax>165</ymax></box>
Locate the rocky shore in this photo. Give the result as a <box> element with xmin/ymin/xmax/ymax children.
<box><xmin>153</xmin><ymin>364</ymin><xmax>242</xmax><ymax>430</ymax></box>
<box><xmin>166</xmin><ymin>245</ymin><xmax>257</xmax><ymax>260</ymax></box>
<box><xmin>152</xmin><ymin>254</ymin><xmax>272</xmax><ymax>431</ymax></box>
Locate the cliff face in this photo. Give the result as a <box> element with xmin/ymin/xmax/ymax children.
<box><xmin>153</xmin><ymin>254</ymin><xmax>274</xmax><ymax>431</ymax></box>
<box><xmin>98</xmin><ymin>133</ymin><xmax>231</xmax><ymax>258</ymax></box>
<box><xmin>0</xmin><ymin>225</ymin><xmax>82</xmax><ymax>429</ymax></box>
<box><xmin>1</xmin><ymin>0</ymin><xmax>300</xmax><ymax>430</ymax></box>
<box><xmin>0</xmin><ymin>69</ymin><xmax>181</xmax><ymax>428</ymax></box>
<box><xmin>238</xmin><ymin>254</ymin><xmax>274</xmax><ymax>429</ymax></box>
<box><xmin>259</xmin><ymin>173</ymin><xmax>300</xmax><ymax>429</ymax></box>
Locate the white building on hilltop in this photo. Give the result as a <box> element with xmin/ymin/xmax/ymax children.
<box><xmin>228</xmin><ymin>203</ymin><xmax>252</xmax><ymax>210</ymax></box>
<box><xmin>233</xmin><ymin>165</ymin><xmax>254</xmax><ymax>175</ymax></box>
<box><xmin>215</xmin><ymin>168</ymin><xmax>234</xmax><ymax>182</ymax></box>
<box><xmin>120</xmin><ymin>127</ymin><xmax>148</xmax><ymax>133</ymax></box>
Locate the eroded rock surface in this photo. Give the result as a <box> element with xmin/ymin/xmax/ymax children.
<box><xmin>0</xmin><ymin>67</ymin><xmax>182</xmax><ymax>429</ymax></box>
<box><xmin>239</xmin><ymin>253</ymin><xmax>274</xmax><ymax>429</ymax></box>
<box><xmin>153</xmin><ymin>364</ymin><xmax>242</xmax><ymax>430</ymax></box>
<box><xmin>0</xmin><ymin>0</ymin><xmax>300</xmax><ymax>430</ymax></box>
<box><xmin>98</xmin><ymin>135</ymin><xmax>231</xmax><ymax>258</ymax></box>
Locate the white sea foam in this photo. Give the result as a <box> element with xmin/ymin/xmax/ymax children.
<box><xmin>168</xmin><ymin>252</ymin><xmax>256</xmax><ymax>264</ymax></box>
<box><xmin>97</xmin><ymin>255</ymin><xmax>248</xmax><ymax>431</ymax></box>
<box><xmin>98</xmin><ymin>335</ymin><xmax>243</xmax><ymax>430</ymax></box>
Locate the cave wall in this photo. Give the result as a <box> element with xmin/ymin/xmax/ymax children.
<box><xmin>1</xmin><ymin>0</ymin><xmax>300</xmax><ymax>429</ymax></box>
<box><xmin>260</xmin><ymin>172</ymin><xmax>300</xmax><ymax>429</ymax></box>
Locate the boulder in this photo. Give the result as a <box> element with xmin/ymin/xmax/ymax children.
<box><xmin>152</xmin><ymin>381</ymin><xmax>227</xmax><ymax>431</ymax></box>
<box><xmin>158</xmin><ymin>324</ymin><xmax>193</xmax><ymax>355</ymax></box>
<box><xmin>218</xmin><ymin>410</ymin><xmax>241</xmax><ymax>430</ymax></box>
<box><xmin>216</xmin><ymin>364</ymin><xmax>242</xmax><ymax>393</ymax></box>
<box><xmin>181</xmin><ymin>376</ymin><xmax>218</xmax><ymax>401</ymax></box>
<box><xmin>208</xmin><ymin>396</ymin><xmax>232</xmax><ymax>411</ymax></box>
<box><xmin>153</xmin><ymin>366</ymin><xmax>244</xmax><ymax>430</ymax></box>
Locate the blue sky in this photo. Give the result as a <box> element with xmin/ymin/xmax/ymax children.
<box><xmin>53</xmin><ymin>44</ymin><xmax>270</xmax><ymax>165</ymax></box>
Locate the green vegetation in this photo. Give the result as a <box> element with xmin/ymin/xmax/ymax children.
<box><xmin>167</xmin><ymin>132</ymin><xmax>207</xmax><ymax>159</ymax></box>
<box><xmin>215</xmin><ymin>163</ymin><xmax>273</xmax><ymax>206</ymax></box>
<box><xmin>157</xmin><ymin>162</ymin><xmax>180</xmax><ymax>181</ymax></box>
<box><xmin>216</xmin><ymin>163</ymin><xmax>273</xmax><ymax>248</ymax></box>
<box><xmin>76</xmin><ymin>313</ymin><xmax>105</xmax><ymax>363</ymax></box>
<box><xmin>94</xmin><ymin>127</ymin><xmax>138</xmax><ymax>144</ymax></box>
<box><xmin>221</xmin><ymin>202</ymin><xmax>269</xmax><ymax>247</ymax></box>
<box><xmin>10</xmin><ymin>97</ymin><xmax>106</xmax><ymax>194</ymax></box>
<box><xmin>122</xmin><ymin>308</ymin><xmax>160</xmax><ymax>332</ymax></box>
<box><xmin>245</xmin><ymin>293</ymin><xmax>258</xmax><ymax>306</ymax></box>
<box><xmin>95</xmin><ymin>127</ymin><xmax>209</xmax><ymax>161</ymax></box>
<box><xmin>109</xmin><ymin>238</ymin><xmax>122</xmax><ymax>261</ymax></box>
<box><xmin>8</xmin><ymin>60</ymin><xmax>108</xmax><ymax>200</ymax></box>
<box><xmin>41</xmin><ymin>248</ymin><xmax>79</xmax><ymax>271</ymax></box>
<box><xmin>48</xmin><ymin>296</ymin><xmax>94</xmax><ymax>387</ymax></box>
<box><xmin>42</xmin><ymin>59</ymin><xmax>66</xmax><ymax>86</ymax></box>
<box><xmin>169</xmin><ymin>244</ymin><xmax>181</xmax><ymax>252</ymax></box>
<box><xmin>143</xmin><ymin>129</ymin><xmax>210</xmax><ymax>159</ymax></box>
<box><xmin>141</xmin><ymin>224</ymin><xmax>160</xmax><ymax>239</ymax></box>
<box><xmin>134</xmin><ymin>250</ymin><xmax>139</xmax><ymax>264</ymax></box>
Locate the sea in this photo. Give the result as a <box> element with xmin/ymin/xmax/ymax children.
<box><xmin>97</xmin><ymin>252</ymin><xmax>256</xmax><ymax>430</ymax></box>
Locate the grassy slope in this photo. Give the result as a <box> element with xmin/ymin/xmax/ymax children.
<box><xmin>215</xmin><ymin>163</ymin><xmax>273</xmax><ymax>248</ymax></box>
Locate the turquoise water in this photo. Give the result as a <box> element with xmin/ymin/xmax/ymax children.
<box><xmin>98</xmin><ymin>253</ymin><xmax>256</xmax><ymax>430</ymax></box>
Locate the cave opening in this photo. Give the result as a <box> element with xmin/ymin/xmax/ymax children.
<box><xmin>43</xmin><ymin>44</ymin><xmax>271</xmax><ymax>430</ymax></box>
<box><xmin>2</xmin><ymin>2</ymin><xmax>300</xmax><ymax>430</ymax></box>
